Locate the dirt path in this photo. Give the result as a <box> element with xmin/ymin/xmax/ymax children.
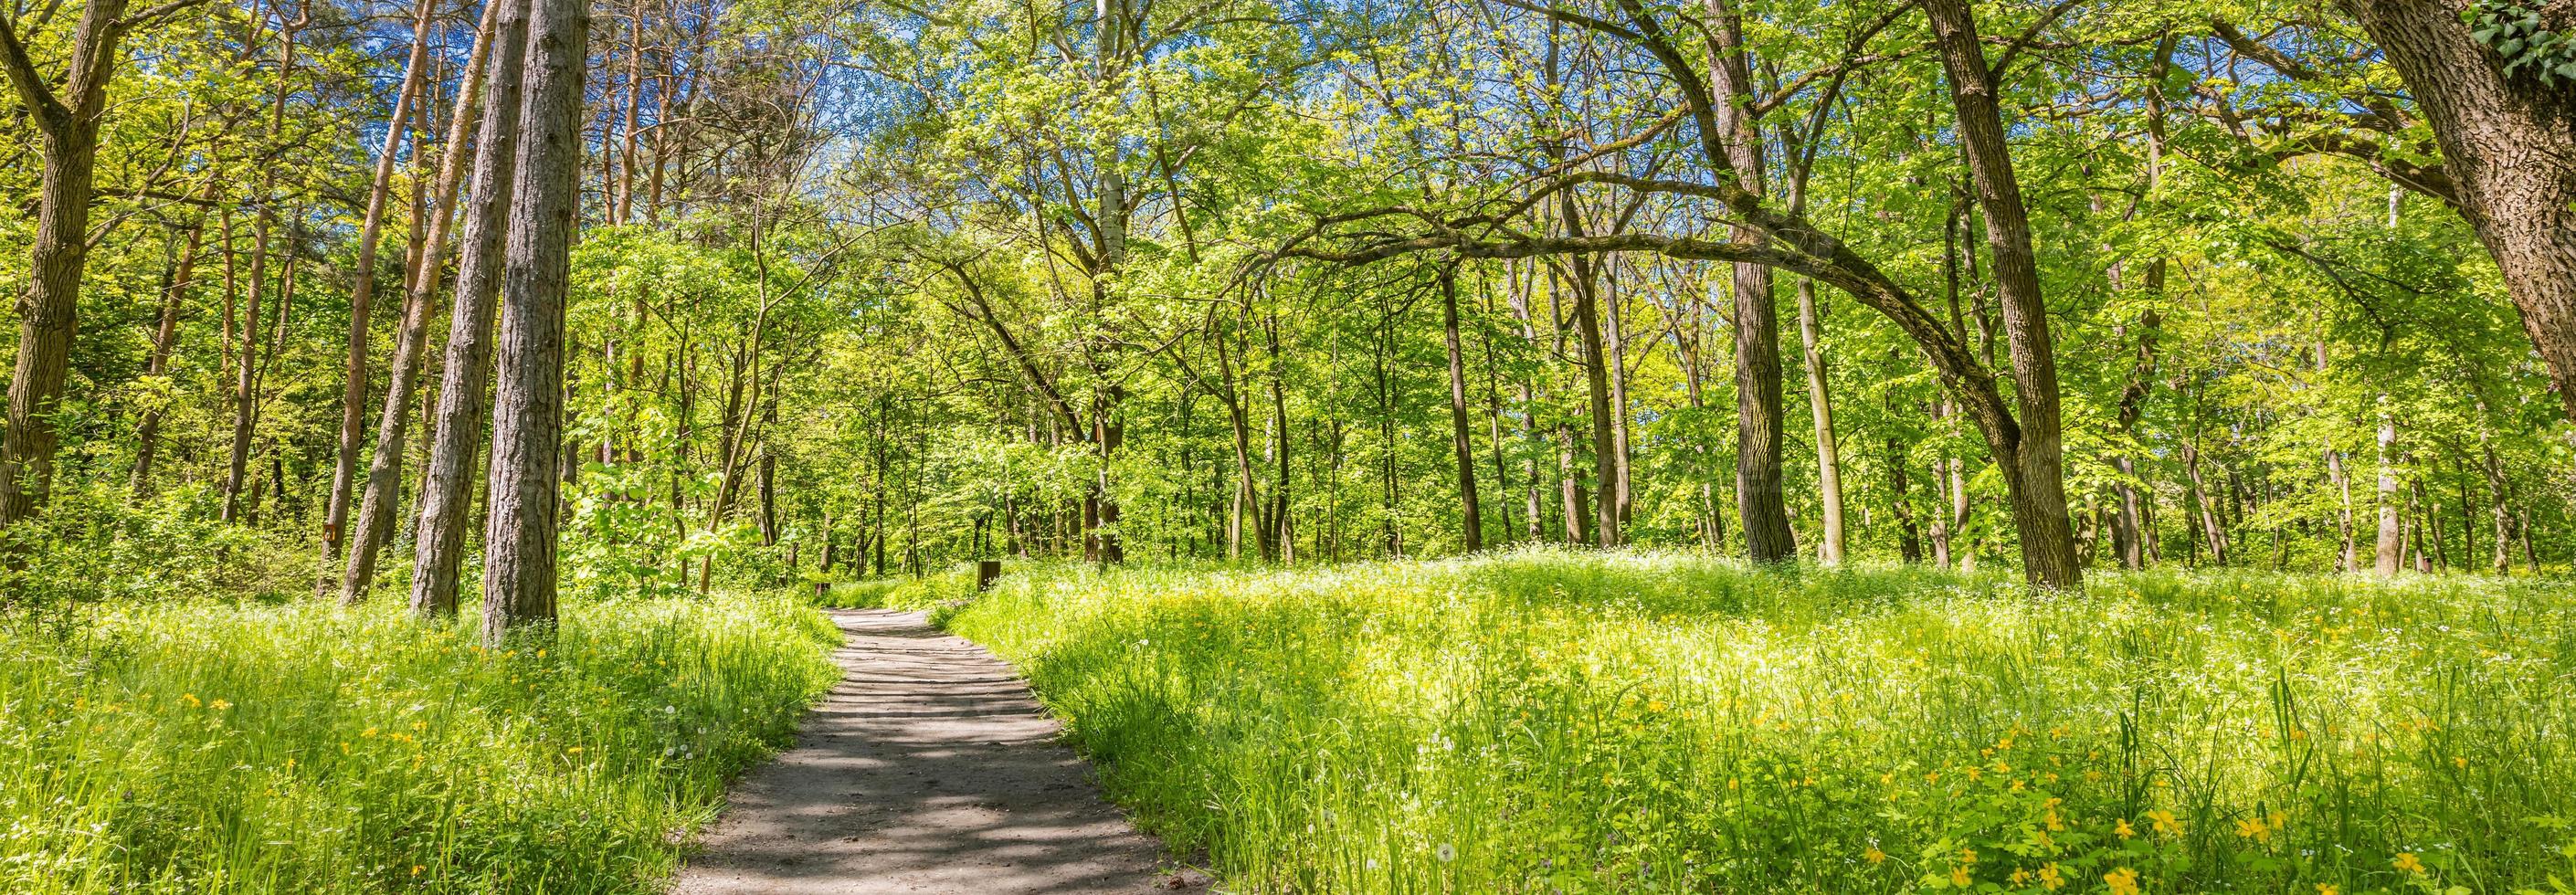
<box><xmin>670</xmin><ymin>608</ymin><xmax>1195</xmax><ymax>895</ymax></box>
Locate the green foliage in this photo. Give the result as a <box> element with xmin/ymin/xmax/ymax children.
<box><xmin>0</xmin><ymin>482</ymin><xmax>310</xmax><ymax>620</ymax></box>
<box><xmin>2466</xmin><ymin>1</ymin><xmax>2576</xmax><ymax>86</ymax></box>
<box><xmin>941</xmin><ymin>553</ymin><xmax>2576</xmax><ymax>893</ymax></box>
<box><xmin>0</xmin><ymin>593</ymin><xmax>840</xmax><ymax>893</ymax></box>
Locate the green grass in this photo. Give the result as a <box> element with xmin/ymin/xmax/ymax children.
<box><xmin>939</xmin><ymin>550</ymin><xmax>2576</xmax><ymax>894</ymax></box>
<box><xmin>0</xmin><ymin>592</ymin><xmax>841</xmax><ymax>893</ymax></box>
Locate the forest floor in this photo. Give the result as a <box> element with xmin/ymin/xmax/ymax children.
<box><xmin>669</xmin><ymin>608</ymin><xmax>1198</xmax><ymax>894</ymax></box>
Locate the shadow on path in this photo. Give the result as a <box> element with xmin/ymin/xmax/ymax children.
<box><xmin>670</xmin><ymin>609</ymin><xmax>1198</xmax><ymax>894</ymax></box>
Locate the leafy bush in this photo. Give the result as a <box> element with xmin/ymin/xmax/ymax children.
<box><xmin>943</xmin><ymin>550</ymin><xmax>2576</xmax><ymax>894</ymax></box>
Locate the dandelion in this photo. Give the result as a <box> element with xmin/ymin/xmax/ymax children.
<box><xmin>2105</xmin><ymin>867</ymin><xmax>2141</xmax><ymax>895</ymax></box>
<box><xmin>411</xmin><ymin>866</ymin><xmax>425</xmax><ymax>877</ymax></box>
<box><xmin>1436</xmin><ymin>844</ymin><xmax>1455</xmax><ymax>862</ymax></box>
<box><xmin>2393</xmin><ymin>853</ymin><xmax>2424</xmax><ymax>874</ymax></box>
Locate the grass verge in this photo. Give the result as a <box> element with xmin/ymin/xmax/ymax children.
<box><xmin>940</xmin><ymin>551</ymin><xmax>2576</xmax><ymax>894</ymax></box>
<box><xmin>0</xmin><ymin>592</ymin><xmax>841</xmax><ymax>893</ymax></box>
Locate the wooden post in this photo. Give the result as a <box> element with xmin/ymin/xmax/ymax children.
<box><xmin>976</xmin><ymin>560</ymin><xmax>1001</xmax><ymax>592</ymax></box>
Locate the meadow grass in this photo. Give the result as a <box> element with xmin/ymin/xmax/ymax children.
<box><xmin>933</xmin><ymin>551</ymin><xmax>2576</xmax><ymax>894</ymax></box>
<box><xmin>0</xmin><ymin>592</ymin><xmax>841</xmax><ymax>893</ymax></box>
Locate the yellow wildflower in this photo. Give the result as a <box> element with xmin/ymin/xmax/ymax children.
<box><xmin>2317</xmin><ymin>885</ymin><xmax>2338</xmax><ymax>895</ymax></box>
<box><xmin>208</xmin><ymin>699</ymin><xmax>231</xmax><ymax>711</ymax></box>
<box><xmin>2393</xmin><ymin>853</ymin><xmax>2424</xmax><ymax>874</ymax></box>
<box><xmin>2105</xmin><ymin>867</ymin><xmax>2141</xmax><ymax>895</ymax></box>
<box><xmin>180</xmin><ymin>693</ymin><xmax>201</xmax><ymax>708</ymax></box>
<box><xmin>2038</xmin><ymin>863</ymin><xmax>2064</xmax><ymax>890</ymax></box>
<box><xmin>2235</xmin><ymin>816</ymin><xmax>2271</xmax><ymax>841</ymax></box>
<box><xmin>2148</xmin><ymin>808</ymin><xmax>2183</xmax><ymax>837</ymax></box>
<box><xmin>2115</xmin><ymin>818</ymin><xmax>2136</xmax><ymax>839</ymax></box>
<box><xmin>1863</xmin><ymin>846</ymin><xmax>1886</xmax><ymax>865</ymax></box>
<box><xmin>1950</xmin><ymin>865</ymin><xmax>1972</xmax><ymax>887</ymax></box>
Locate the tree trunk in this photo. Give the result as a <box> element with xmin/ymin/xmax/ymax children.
<box><xmin>2342</xmin><ymin>1</ymin><xmax>2576</xmax><ymax>425</ymax></box>
<box><xmin>1707</xmin><ymin>0</ymin><xmax>1796</xmax><ymax>563</ymax></box>
<box><xmin>1439</xmin><ymin>268</ymin><xmax>1483</xmax><ymax>553</ymax></box>
<box><xmin>1924</xmin><ymin>0</ymin><xmax>2082</xmax><ymax>586</ymax></box>
<box><xmin>480</xmin><ymin>0</ymin><xmax>588</xmax><ymax>641</ymax></box>
<box><xmin>1796</xmin><ymin>277</ymin><xmax>1843</xmax><ymax>563</ymax></box>
<box><xmin>411</xmin><ymin>0</ymin><xmax>531</xmax><ymax>618</ymax></box>
<box><xmin>131</xmin><ymin>223</ymin><xmax>207</xmax><ymax>498</ymax></box>
<box><xmin>0</xmin><ymin>0</ymin><xmax>140</xmax><ymax>526</ymax></box>
<box><xmin>222</xmin><ymin>26</ymin><xmax>301</xmax><ymax>524</ymax></box>
<box><xmin>322</xmin><ymin>0</ymin><xmax>438</xmax><ymax>587</ymax></box>
<box><xmin>343</xmin><ymin>0</ymin><xmax>499</xmax><ymax>603</ymax></box>
<box><xmin>2373</xmin><ymin>405</ymin><xmax>2403</xmax><ymax>575</ymax></box>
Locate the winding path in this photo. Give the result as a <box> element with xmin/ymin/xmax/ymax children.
<box><xmin>670</xmin><ymin>608</ymin><xmax>1196</xmax><ymax>894</ymax></box>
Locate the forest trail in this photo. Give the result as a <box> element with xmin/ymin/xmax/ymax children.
<box><xmin>670</xmin><ymin>609</ymin><xmax>1195</xmax><ymax>894</ymax></box>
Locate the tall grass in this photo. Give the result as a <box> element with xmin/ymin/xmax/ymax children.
<box><xmin>0</xmin><ymin>592</ymin><xmax>840</xmax><ymax>893</ymax></box>
<box><xmin>943</xmin><ymin>551</ymin><xmax>2576</xmax><ymax>893</ymax></box>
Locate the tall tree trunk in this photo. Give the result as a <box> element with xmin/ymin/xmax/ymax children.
<box><xmin>223</xmin><ymin>25</ymin><xmax>301</xmax><ymax>523</ymax></box>
<box><xmin>0</xmin><ymin>0</ymin><xmax>152</xmax><ymax>526</ymax></box>
<box><xmin>1796</xmin><ymin>277</ymin><xmax>1843</xmax><ymax>563</ymax></box>
<box><xmin>411</xmin><ymin>0</ymin><xmax>531</xmax><ymax>617</ymax></box>
<box><xmin>132</xmin><ymin>223</ymin><xmax>207</xmax><ymax>498</ymax></box>
<box><xmin>1570</xmin><ymin>268</ymin><xmax>1620</xmax><ymax>548</ymax></box>
<box><xmin>1707</xmin><ymin>0</ymin><xmax>1795</xmax><ymax>563</ymax></box>
<box><xmin>322</xmin><ymin>0</ymin><xmax>439</xmax><ymax>585</ymax></box>
<box><xmin>2328</xmin><ymin>446</ymin><xmax>2357</xmax><ymax>572</ymax></box>
<box><xmin>1924</xmin><ymin>0</ymin><xmax>2082</xmax><ymax>586</ymax></box>
<box><xmin>1439</xmin><ymin>268</ymin><xmax>1483</xmax><ymax>553</ymax></box>
<box><xmin>343</xmin><ymin>0</ymin><xmax>499</xmax><ymax>603</ymax></box>
<box><xmin>2341</xmin><ymin>2</ymin><xmax>2576</xmax><ymax>425</ymax></box>
<box><xmin>480</xmin><ymin>0</ymin><xmax>588</xmax><ymax>641</ymax></box>
<box><xmin>2373</xmin><ymin>405</ymin><xmax>2404</xmax><ymax>575</ymax></box>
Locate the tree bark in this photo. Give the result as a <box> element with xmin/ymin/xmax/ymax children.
<box><xmin>2373</xmin><ymin>403</ymin><xmax>2403</xmax><ymax>575</ymax></box>
<box><xmin>2342</xmin><ymin>1</ymin><xmax>2576</xmax><ymax>425</ymax></box>
<box><xmin>1707</xmin><ymin>0</ymin><xmax>1795</xmax><ymax>563</ymax></box>
<box><xmin>1796</xmin><ymin>277</ymin><xmax>1843</xmax><ymax>563</ymax></box>
<box><xmin>322</xmin><ymin>0</ymin><xmax>439</xmax><ymax>584</ymax></box>
<box><xmin>343</xmin><ymin>0</ymin><xmax>500</xmax><ymax>603</ymax></box>
<box><xmin>1439</xmin><ymin>268</ymin><xmax>1483</xmax><ymax>553</ymax></box>
<box><xmin>1924</xmin><ymin>0</ymin><xmax>2082</xmax><ymax>586</ymax></box>
<box><xmin>221</xmin><ymin>24</ymin><xmax>302</xmax><ymax>523</ymax></box>
<box><xmin>480</xmin><ymin>0</ymin><xmax>587</xmax><ymax>641</ymax></box>
<box><xmin>0</xmin><ymin>0</ymin><xmax>155</xmax><ymax>525</ymax></box>
<box><xmin>411</xmin><ymin>0</ymin><xmax>531</xmax><ymax>618</ymax></box>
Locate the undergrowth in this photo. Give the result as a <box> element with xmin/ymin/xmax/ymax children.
<box><xmin>0</xmin><ymin>592</ymin><xmax>841</xmax><ymax>893</ymax></box>
<box><xmin>939</xmin><ymin>550</ymin><xmax>2576</xmax><ymax>894</ymax></box>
